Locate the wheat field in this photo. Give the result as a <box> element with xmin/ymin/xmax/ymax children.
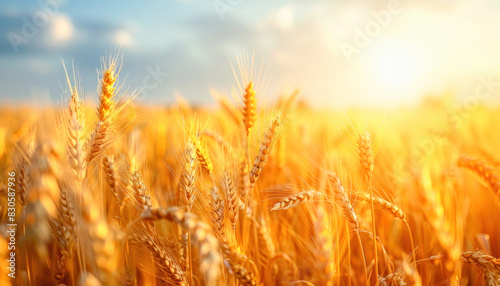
<box><xmin>1</xmin><ymin>54</ymin><xmax>500</xmax><ymax>286</ymax></box>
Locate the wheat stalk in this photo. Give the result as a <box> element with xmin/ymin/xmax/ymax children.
<box><xmin>141</xmin><ymin>207</ymin><xmax>222</xmax><ymax>285</ymax></box>
<box><xmin>67</xmin><ymin>86</ymin><xmax>87</xmax><ymax>186</ymax></box>
<box><xmin>355</xmin><ymin>190</ymin><xmax>416</xmax><ymax>262</ymax></box>
<box><xmin>81</xmin><ymin>190</ymin><xmax>117</xmax><ymax>284</ymax></box>
<box><xmin>130</xmin><ymin>169</ymin><xmax>152</xmax><ymax>211</ymax></box>
<box><xmin>24</xmin><ymin>142</ymin><xmax>61</xmax><ymax>260</ymax></box>
<box><xmin>458</xmin><ymin>155</ymin><xmax>500</xmax><ymax>199</ymax></box>
<box><xmin>462</xmin><ymin>251</ymin><xmax>500</xmax><ymax>286</ymax></box>
<box><xmin>212</xmin><ymin>92</ymin><xmax>242</xmax><ymax>127</ymax></box>
<box><xmin>179</xmin><ymin>140</ymin><xmax>198</xmax><ymax>210</ymax></box>
<box><xmin>210</xmin><ymin>187</ymin><xmax>225</xmax><ymax>238</ymax></box>
<box><xmin>239</xmin><ymin>155</ymin><xmax>250</xmax><ymax>197</ymax></box>
<box><xmin>16</xmin><ymin>158</ymin><xmax>29</xmax><ymax>208</ymax></box>
<box><xmin>253</xmin><ymin>217</ymin><xmax>275</xmax><ymax>270</ymax></box>
<box><xmin>249</xmin><ymin>115</ymin><xmax>281</xmax><ymax>193</ymax></box>
<box><xmin>357</xmin><ymin>132</ymin><xmax>374</xmax><ymax>183</ymax></box>
<box><xmin>50</xmin><ymin>185</ymin><xmax>76</xmax><ymax>264</ymax></box>
<box><xmin>270</xmin><ymin>190</ymin><xmax>328</xmax><ymax>211</ymax></box>
<box><xmin>313</xmin><ymin>207</ymin><xmax>335</xmax><ymax>286</ymax></box>
<box><xmin>129</xmin><ymin>234</ymin><xmax>186</xmax><ymax>285</ymax></box>
<box><xmin>203</xmin><ymin>129</ymin><xmax>234</xmax><ymax>157</ymax></box>
<box><xmin>354</xmin><ymin>192</ymin><xmax>406</xmax><ymax>221</ymax></box>
<box><xmin>103</xmin><ymin>156</ymin><xmax>119</xmax><ymax>197</ymax></box>
<box><xmin>192</xmin><ymin>135</ymin><xmax>213</xmax><ymax>174</ymax></box>
<box><xmin>87</xmin><ymin>60</ymin><xmax>119</xmax><ymax>163</ymax></box>
<box><xmin>220</xmin><ymin>242</ymin><xmax>260</xmax><ymax>286</ymax></box>
<box><xmin>53</xmin><ymin>254</ymin><xmax>66</xmax><ymax>285</ymax></box>
<box><xmin>242</xmin><ymin>82</ymin><xmax>257</xmax><ymax>136</ymax></box>
<box><xmin>223</xmin><ymin>169</ymin><xmax>239</xmax><ymax>230</ymax></box>
<box><xmin>327</xmin><ymin>171</ymin><xmax>367</xmax><ymax>282</ymax></box>
<box><xmin>357</xmin><ymin>131</ymin><xmax>378</xmax><ymax>282</ymax></box>
<box><xmin>327</xmin><ymin>172</ymin><xmax>359</xmax><ymax>230</ymax></box>
<box><xmin>50</xmin><ymin>219</ymin><xmax>74</xmax><ymax>259</ymax></box>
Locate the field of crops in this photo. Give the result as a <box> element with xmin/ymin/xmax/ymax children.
<box><xmin>1</xmin><ymin>55</ymin><xmax>500</xmax><ymax>286</ymax></box>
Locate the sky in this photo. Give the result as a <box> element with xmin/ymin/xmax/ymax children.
<box><xmin>1</xmin><ymin>0</ymin><xmax>500</xmax><ymax>108</ymax></box>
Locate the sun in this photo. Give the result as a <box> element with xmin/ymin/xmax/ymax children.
<box><xmin>371</xmin><ymin>43</ymin><xmax>419</xmax><ymax>88</ymax></box>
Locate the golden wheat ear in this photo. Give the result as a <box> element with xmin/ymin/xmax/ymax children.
<box><xmin>221</xmin><ymin>169</ymin><xmax>239</xmax><ymax>230</ymax></box>
<box><xmin>248</xmin><ymin>115</ymin><xmax>282</xmax><ymax>194</ymax></box>
<box><xmin>461</xmin><ymin>251</ymin><xmax>500</xmax><ymax>285</ymax></box>
<box><xmin>50</xmin><ymin>184</ymin><xmax>77</xmax><ymax>275</ymax></box>
<box><xmin>219</xmin><ymin>241</ymin><xmax>260</xmax><ymax>286</ymax></box>
<box><xmin>15</xmin><ymin>156</ymin><xmax>29</xmax><ymax>208</ymax></box>
<box><xmin>209</xmin><ymin>187</ymin><xmax>225</xmax><ymax>239</ymax></box>
<box><xmin>354</xmin><ymin>190</ymin><xmax>407</xmax><ymax>221</ymax></box>
<box><xmin>128</xmin><ymin>233</ymin><xmax>187</xmax><ymax>285</ymax></box>
<box><xmin>87</xmin><ymin>55</ymin><xmax>122</xmax><ymax>163</ymax></box>
<box><xmin>357</xmin><ymin>132</ymin><xmax>374</xmax><ymax>184</ymax></box>
<box><xmin>356</xmin><ymin>130</ymin><xmax>379</xmax><ymax>281</ymax></box>
<box><xmin>327</xmin><ymin>171</ymin><xmax>368</xmax><ymax>281</ymax></box>
<box><xmin>179</xmin><ymin>139</ymin><xmax>198</xmax><ymax>211</ymax></box>
<box><xmin>67</xmin><ymin>89</ymin><xmax>87</xmax><ymax>187</ymax></box>
<box><xmin>242</xmin><ymin>81</ymin><xmax>257</xmax><ymax>137</ymax></box>
<box><xmin>270</xmin><ymin>190</ymin><xmax>329</xmax><ymax>211</ymax></box>
<box><xmin>140</xmin><ymin>207</ymin><xmax>221</xmax><ymax>285</ymax></box>
<box><xmin>62</xmin><ymin>61</ymin><xmax>88</xmax><ymax>188</ymax></box>
<box><xmin>458</xmin><ymin>155</ymin><xmax>500</xmax><ymax>198</ymax></box>
<box><xmin>192</xmin><ymin>135</ymin><xmax>213</xmax><ymax>174</ymax></box>
<box><xmin>327</xmin><ymin>172</ymin><xmax>359</xmax><ymax>230</ymax></box>
<box><xmin>230</xmin><ymin>51</ymin><xmax>272</xmax><ymax>138</ymax></box>
<box><xmin>102</xmin><ymin>155</ymin><xmax>119</xmax><ymax>196</ymax></box>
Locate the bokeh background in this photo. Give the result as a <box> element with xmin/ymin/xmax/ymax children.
<box><xmin>1</xmin><ymin>0</ymin><xmax>500</xmax><ymax>107</ymax></box>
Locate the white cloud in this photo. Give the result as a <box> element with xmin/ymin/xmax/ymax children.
<box><xmin>258</xmin><ymin>4</ymin><xmax>295</xmax><ymax>31</ymax></box>
<box><xmin>51</xmin><ymin>14</ymin><xmax>74</xmax><ymax>41</ymax></box>
<box><xmin>115</xmin><ymin>30</ymin><xmax>132</xmax><ymax>46</ymax></box>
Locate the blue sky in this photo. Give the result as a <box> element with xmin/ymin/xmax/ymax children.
<box><xmin>1</xmin><ymin>0</ymin><xmax>500</xmax><ymax>107</ymax></box>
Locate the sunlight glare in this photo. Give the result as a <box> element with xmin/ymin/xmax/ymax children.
<box><xmin>372</xmin><ymin>44</ymin><xmax>418</xmax><ymax>88</ymax></box>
